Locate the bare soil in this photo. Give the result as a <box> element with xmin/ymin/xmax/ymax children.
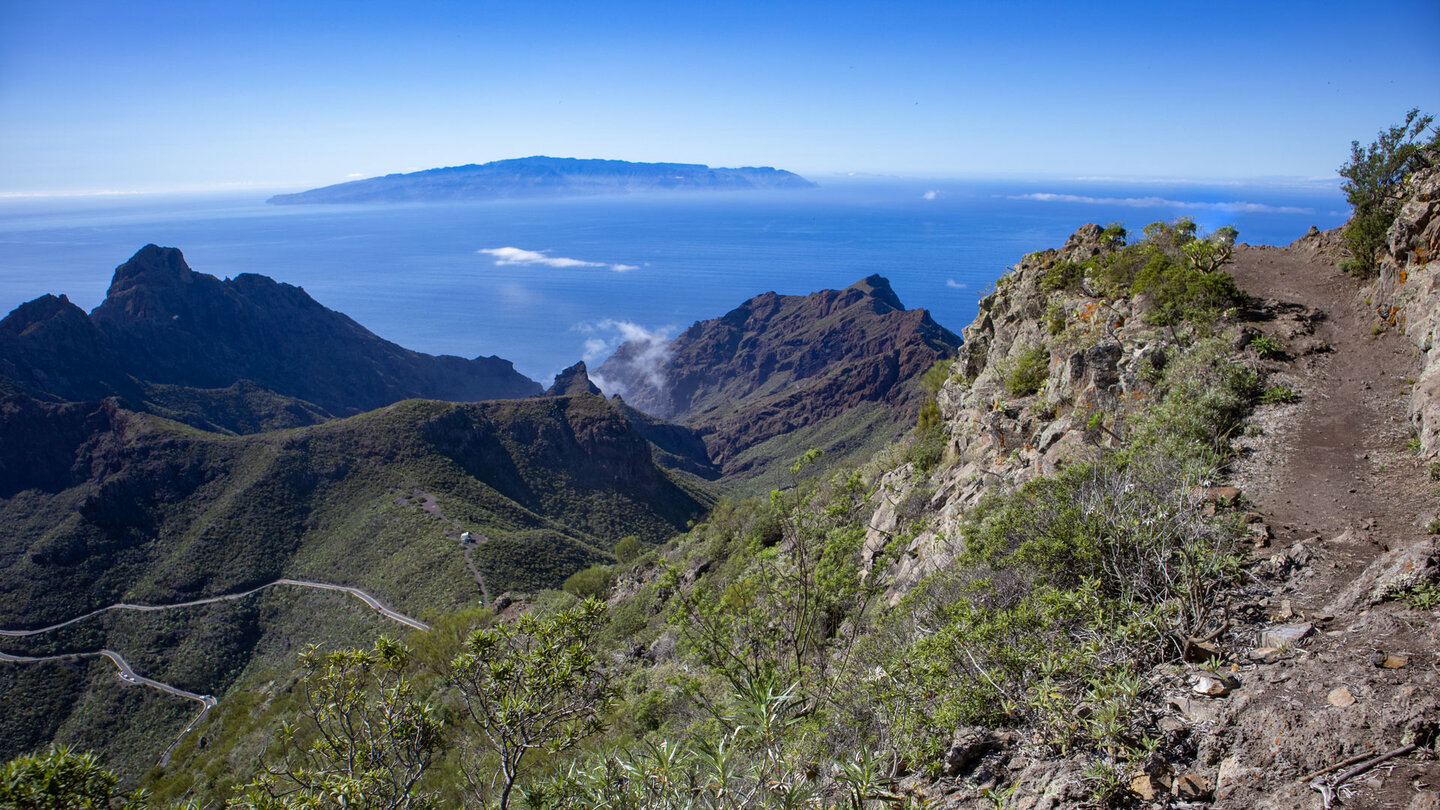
<box><xmin>1199</xmin><ymin>244</ymin><xmax>1440</xmax><ymax>809</ymax></box>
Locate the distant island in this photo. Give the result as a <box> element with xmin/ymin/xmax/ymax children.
<box><xmin>266</xmin><ymin>156</ymin><xmax>816</xmax><ymax>205</ymax></box>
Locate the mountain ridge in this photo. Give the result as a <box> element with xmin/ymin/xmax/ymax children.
<box><xmin>0</xmin><ymin>245</ymin><xmax>541</xmax><ymax>431</ymax></box>
<box><xmin>596</xmin><ymin>273</ymin><xmax>960</xmax><ymax>483</ymax></box>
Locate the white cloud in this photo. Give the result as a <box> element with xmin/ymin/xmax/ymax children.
<box><xmin>922</xmin><ymin>190</ymin><xmax>939</xmax><ymax>200</ymax></box>
<box><xmin>1008</xmin><ymin>193</ymin><xmax>1312</xmax><ymax>215</ymax></box>
<box><xmin>478</xmin><ymin>247</ymin><xmax>636</xmax><ymax>272</ymax></box>
<box><xmin>946</xmin><ymin>279</ymin><xmax>967</xmax><ymax>289</ymax></box>
<box><xmin>582</xmin><ymin>338</ymin><xmax>609</xmax><ymax>360</ymax></box>
<box><xmin>345</xmin><ymin>173</ymin><xmax>364</xmax><ymax>179</ymax></box>
<box><xmin>576</xmin><ymin>319</ymin><xmax>675</xmax><ymax>397</ymax></box>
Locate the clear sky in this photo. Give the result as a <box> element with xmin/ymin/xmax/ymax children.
<box><xmin>2</xmin><ymin>0</ymin><xmax>1437</xmax><ymax>194</ymax></box>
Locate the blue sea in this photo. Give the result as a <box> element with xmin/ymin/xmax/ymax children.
<box><xmin>0</xmin><ymin>177</ymin><xmax>1348</xmax><ymax>384</ymax></box>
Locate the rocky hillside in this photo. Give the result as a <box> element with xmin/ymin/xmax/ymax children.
<box><xmin>596</xmin><ymin>274</ymin><xmax>960</xmax><ymax>483</ymax></box>
<box><xmin>1375</xmin><ymin>162</ymin><xmax>1440</xmax><ymax>460</ymax></box>
<box><xmin>848</xmin><ymin>212</ymin><xmax>1440</xmax><ymax>809</ymax></box>
<box><xmin>0</xmin><ymin>245</ymin><xmax>540</xmax><ymax>432</ymax></box>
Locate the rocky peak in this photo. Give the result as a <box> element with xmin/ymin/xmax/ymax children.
<box><xmin>1</xmin><ymin>245</ymin><xmax>541</xmax><ymax>426</ymax></box>
<box><xmin>1056</xmin><ymin>222</ymin><xmax>1116</xmax><ymax>262</ymax></box>
<box><xmin>546</xmin><ymin>361</ymin><xmax>603</xmax><ymax>397</ymax></box>
<box><xmin>847</xmin><ymin>274</ymin><xmax>905</xmax><ymax>312</ymax></box>
<box><xmin>0</xmin><ymin>294</ymin><xmax>86</xmax><ymax>337</ymax></box>
<box><xmin>596</xmin><ymin>275</ymin><xmax>960</xmax><ymax>480</ymax></box>
<box><xmin>101</xmin><ymin>244</ymin><xmax>197</xmax><ymax>303</ymax></box>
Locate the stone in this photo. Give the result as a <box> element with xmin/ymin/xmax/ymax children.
<box><xmin>1247</xmin><ymin>646</ymin><xmax>1283</xmax><ymax>664</ymax></box>
<box><xmin>1327</xmin><ymin>537</ymin><xmax>1438</xmax><ymax>611</ymax></box>
<box><xmin>1168</xmin><ymin>696</ymin><xmax>1219</xmax><ymax>724</ymax></box>
<box><xmin>1378</xmin><ymin>653</ymin><xmax>1410</xmax><ymax>669</ymax></box>
<box><xmin>1260</xmin><ymin>622</ymin><xmax>1313</xmax><ymax>650</ymax></box>
<box><xmin>1173</xmin><ymin>773</ymin><xmax>1213</xmax><ymax>801</ymax></box>
<box><xmin>1327</xmin><ymin>686</ymin><xmax>1356</xmax><ymax>707</ymax></box>
<box><xmin>1131</xmin><ymin>772</ymin><xmax>1171</xmax><ymax>801</ymax></box>
<box><xmin>1183</xmin><ymin>638</ymin><xmax>1221</xmax><ymax>662</ymax></box>
<box><xmin>1215</xmin><ymin>755</ymin><xmax>1251</xmax><ymax>800</ymax></box>
<box><xmin>940</xmin><ymin>727</ymin><xmax>1011</xmax><ymax>777</ymax></box>
<box><xmin>1250</xmin><ymin>523</ymin><xmax>1273</xmax><ymax>548</ymax></box>
<box><xmin>1191</xmin><ymin>672</ymin><xmax>1238</xmax><ymax>697</ymax></box>
<box><xmin>1157</xmin><ymin>716</ymin><xmax>1187</xmax><ymax>733</ymax></box>
<box><xmin>1201</xmin><ymin>486</ymin><xmax>1243</xmax><ymax>505</ymax></box>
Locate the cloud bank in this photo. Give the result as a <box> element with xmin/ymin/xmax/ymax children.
<box><xmin>577</xmin><ymin>319</ymin><xmax>674</xmax><ymax>397</ymax></box>
<box><xmin>1008</xmin><ymin>193</ymin><xmax>1312</xmax><ymax>215</ymax></box>
<box><xmin>478</xmin><ymin>247</ymin><xmax>636</xmax><ymax>272</ymax></box>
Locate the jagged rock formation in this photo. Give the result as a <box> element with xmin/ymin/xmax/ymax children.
<box><xmin>596</xmin><ymin>275</ymin><xmax>960</xmax><ymax>481</ymax></box>
<box><xmin>867</xmin><ymin>226</ymin><xmax>1191</xmax><ymax>599</ymax></box>
<box><xmin>1375</xmin><ymin>163</ymin><xmax>1440</xmax><ymax>459</ymax></box>
<box><xmin>546</xmin><ymin>361</ymin><xmax>605</xmax><ymax>397</ymax></box>
<box><xmin>0</xmin><ymin>245</ymin><xmax>540</xmax><ymax>431</ymax></box>
<box><xmin>268</xmin><ymin>156</ymin><xmax>815</xmax><ymax>205</ymax></box>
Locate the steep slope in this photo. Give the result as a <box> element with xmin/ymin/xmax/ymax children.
<box><xmin>0</xmin><ymin>380</ymin><xmax>705</xmax><ymax>773</ymax></box>
<box><xmin>268</xmin><ymin>156</ymin><xmax>816</xmax><ymax>205</ymax></box>
<box><xmin>848</xmin><ymin>221</ymin><xmax>1440</xmax><ymax>808</ymax></box>
<box><xmin>596</xmin><ymin>274</ymin><xmax>960</xmax><ymax>483</ymax></box>
<box><xmin>0</xmin><ymin>245</ymin><xmax>540</xmax><ymax>431</ymax></box>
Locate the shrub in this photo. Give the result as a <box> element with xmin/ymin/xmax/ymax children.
<box><xmin>613</xmin><ymin>535</ymin><xmax>644</xmax><ymax>563</ymax></box>
<box><xmin>0</xmin><ymin>746</ymin><xmax>147</xmax><ymax>810</ymax></box>
<box><xmin>563</xmin><ymin>564</ymin><xmax>613</xmax><ymax>599</ymax></box>
<box><xmin>1040</xmin><ymin>260</ymin><xmax>1088</xmax><ymax>293</ymax></box>
<box><xmin>1250</xmin><ymin>335</ymin><xmax>1285</xmax><ymax>359</ymax></box>
<box><xmin>1259</xmin><ymin>384</ymin><xmax>1299</xmax><ymax>405</ymax></box>
<box><xmin>1003</xmin><ymin>345</ymin><xmax>1049</xmax><ymax>397</ymax></box>
<box><xmin>1401</xmin><ymin>582</ymin><xmax>1440</xmax><ymax>610</ymax></box>
<box><xmin>1045</xmin><ymin>300</ymin><xmax>1067</xmax><ymax>336</ymax></box>
<box><xmin>1338</xmin><ymin>108</ymin><xmax>1439</xmax><ymax>276</ymax></box>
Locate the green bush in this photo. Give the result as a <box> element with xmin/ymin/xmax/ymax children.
<box><xmin>1003</xmin><ymin>345</ymin><xmax>1050</xmax><ymax>397</ymax></box>
<box><xmin>1250</xmin><ymin>335</ymin><xmax>1285</xmax><ymax>359</ymax></box>
<box><xmin>1259</xmin><ymin>384</ymin><xmax>1299</xmax><ymax>404</ymax></box>
<box><xmin>1338</xmin><ymin>108</ymin><xmax>1439</xmax><ymax>276</ymax></box>
<box><xmin>613</xmin><ymin>535</ymin><xmax>644</xmax><ymax>563</ymax></box>
<box><xmin>562</xmin><ymin>564</ymin><xmax>613</xmax><ymax>599</ymax></box>
<box><xmin>1040</xmin><ymin>260</ymin><xmax>1088</xmax><ymax>293</ymax></box>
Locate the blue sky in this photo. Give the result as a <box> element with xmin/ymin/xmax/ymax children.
<box><xmin>2</xmin><ymin>0</ymin><xmax>1437</xmax><ymax>194</ymax></box>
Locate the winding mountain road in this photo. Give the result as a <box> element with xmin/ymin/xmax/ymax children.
<box><xmin>0</xmin><ymin>578</ymin><xmax>429</xmax><ymax>766</ymax></box>
<box><xmin>0</xmin><ymin>578</ymin><xmax>430</xmax><ymax>637</ymax></box>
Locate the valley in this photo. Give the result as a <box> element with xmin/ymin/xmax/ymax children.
<box><xmin>2</xmin><ymin>159</ymin><xmax>1437</xmax><ymax>810</ymax></box>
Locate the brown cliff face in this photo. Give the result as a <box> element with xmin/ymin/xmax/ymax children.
<box><xmin>0</xmin><ymin>245</ymin><xmax>541</xmax><ymax>431</ymax></box>
<box><xmin>595</xmin><ymin>274</ymin><xmax>960</xmax><ymax>476</ymax></box>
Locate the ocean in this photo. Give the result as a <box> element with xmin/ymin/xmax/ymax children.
<box><xmin>0</xmin><ymin>177</ymin><xmax>1348</xmax><ymax>384</ymax></box>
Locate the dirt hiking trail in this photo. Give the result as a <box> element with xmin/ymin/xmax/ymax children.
<box><xmin>1197</xmin><ymin>243</ymin><xmax>1440</xmax><ymax>809</ymax></box>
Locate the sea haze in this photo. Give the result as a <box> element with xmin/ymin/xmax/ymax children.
<box><xmin>0</xmin><ymin>177</ymin><xmax>1347</xmax><ymax>384</ymax></box>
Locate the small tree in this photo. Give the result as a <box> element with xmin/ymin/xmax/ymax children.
<box><xmin>448</xmin><ymin>598</ymin><xmax>613</xmax><ymax>810</ymax></box>
<box><xmin>0</xmin><ymin>746</ymin><xmax>149</xmax><ymax>810</ymax></box>
<box><xmin>232</xmin><ymin>638</ymin><xmax>443</xmax><ymax>810</ymax></box>
<box><xmin>1182</xmin><ymin>225</ymin><xmax>1238</xmax><ymax>273</ymax></box>
<box><xmin>612</xmin><ymin>535</ymin><xmax>644</xmax><ymax>564</ymax></box>
<box><xmin>1338</xmin><ymin>108</ymin><xmax>1439</xmax><ymax>276</ymax></box>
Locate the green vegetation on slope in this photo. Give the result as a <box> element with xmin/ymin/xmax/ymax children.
<box><xmin>1338</xmin><ymin>108</ymin><xmax>1439</xmax><ymax>276</ymax></box>
<box><xmin>3</xmin><ymin>216</ymin><xmax>1317</xmax><ymax>808</ymax></box>
<box><xmin>0</xmin><ymin>390</ymin><xmax>705</xmax><ymax>785</ymax></box>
